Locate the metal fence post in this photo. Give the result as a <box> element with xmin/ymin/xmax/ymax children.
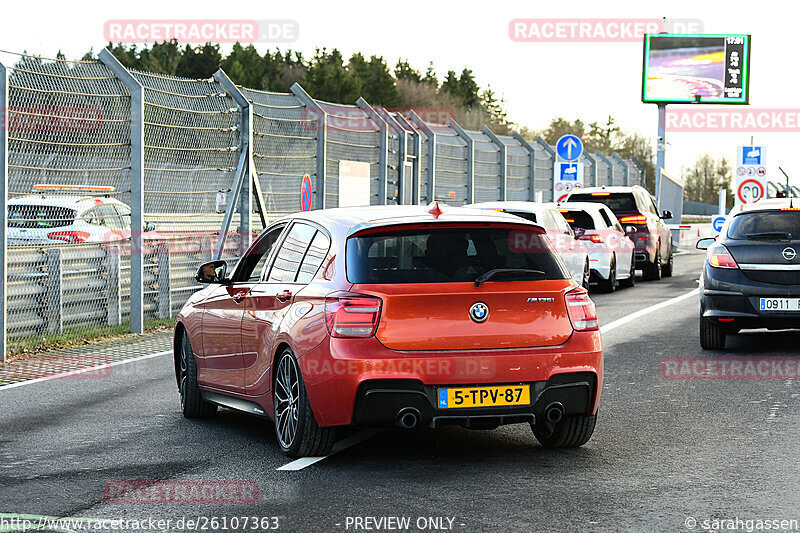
<box><xmin>213</xmin><ymin>69</ymin><xmax>251</xmax><ymax>256</ymax></box>
<box><xmin>290</xmin><ymin>83</ymin><xmax>326</xmax><ymax>209</ymax></box>
<box><xmin>45</xmin><ymin>249</ymin><xmax>62</xmax><ymax>334</ymax></box>
<box><xmin>583</xmin><ymin>153</ymin><xmax>598</xmax><ymax>187</ymax></box>
<box><xmin>157</xmin><ymin>244</ymin><xmax>171</xmax><ymax>319</ymax></box>
<box><xmin>512</xmin><ymin>133</ymin><xmax>538</xmax><ymax>202</ymax></box>
<box><xmin>409</xmin><ymin>111</ymin><xmax>435</xmax><ymax>204</ymax></box>
<box><xmin>394</xmin><ymin>113</ymin><xmax>421</xmax><ymax>204</ymax></box>
<box><xmin>612</xmin><ymin>153</ymin><xmax>629</xmax><ymax>186</ymax></box>
<box><xmin>481</xmin><ymin>127</ymin><xmax>508</xmax><ymax>201</ymax></box>
<box><xmin>356</xmin><ymin>98</ymin><xmax>388</xmax><ymax>205</ymax></box>
<box><xmin>99</xmin><ymin>49</ymin><xmax>144</xmax><ymax>335</ymax></box>
<box><xmin>0</xmin><ymin>61</ymin><xmax>8</xmax><ymax>360</ymax></box>
<box><xmin>630</xmin><ymin>155</ymin><xmax>645</xmax><ymax>188</ymax></box>
<box><xmin>448</xmin><ymin>119</ymin><xmax>474</xmax><ymax>204</ymax></box>
<box><xmin>377</xmin><ymin>108</ymin><xmax>408</xmax><ymax>204</ymax></box>
<box><xmin>594</xmin><ymin>151</ymin><xmax>613</xmax><ymax>187</ymax></box>
<box><xmin>535</xmin><ymin>137</ymin><xmax>556</xmax><ymax>202</ymax></box>
<box><xmin>107</xmin><ymin>247</ymin><xmax>121</xmax><ymax>326</ymax></box>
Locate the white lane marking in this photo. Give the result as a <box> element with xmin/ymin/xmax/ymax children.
<box><xmin>277</xmin><ymin>429</ymin><xmax>383</xmax><ymax>471</ymax></box>
<box><xmin>0</xmin><ymin>350</ymin><xmax>171</xmax><ymax>392</ymax></box>
<box><xmin>599</xmin><ymin>288</ymin><xmax>699</xmax><ymax>334</ymax></box>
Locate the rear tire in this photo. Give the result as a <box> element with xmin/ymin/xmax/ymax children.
<box><xmin>273</xmin><ymin>349</ymin><xmax>336</xmax><ymax>458</ymax></box>
<box><xmin>597</xmin><ymin>257</ymin><xmax>616</xmax><ymax>293</ymax></box>
<box><xmin>643</xmin><ymin>248</ymin><xmax>662</xmax><ymax>281</ymax></box>
<box><xmin>179</xmin><ymin>332</ymin><xmax>217</xmax><ymax>418</ymax></box>
<box><xmin>532</xmin><ymin>414</ymin><xmax>597</xmax><ymax>448</ymax></box>
<box><xmin>700</xmin><ymin>316</ymin><xmax>727</xmax><ymax>350</ymax></box>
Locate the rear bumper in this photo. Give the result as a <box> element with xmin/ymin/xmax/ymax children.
<box><xmin>588</xmin><ymin>252</ymin><xmax>612</xmax><ymax>280</ymax></box>
<box><xmin>701</xmin><ymin>265</ymin><xmax>800</xmax><ymax>330</ymax></box>
<box><xmin>352</xmin><ymin>373</ymin><xmax>596</xmax><ymax>428</ymax></box>
<box><xmin>298</xmin><ymin>332</ymin><xmax>603</xmax><ymax>427</ymax></box>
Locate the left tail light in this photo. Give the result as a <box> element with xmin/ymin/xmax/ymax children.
<box><xmin>565</xmin><ymin>287</ymin><xmax>599</xmax><ymax>331</ymax></box>
<box><xmin>325</xmin><ymin>292</ymin><xmax>383</xmax><ymax>338</ymax></box>
<box><xmin>48</xmin><ymin>231</ymin><xmax>89</xmax><ymax>243</ymax></box>
<box><xmin>580</xmin><ymin>234</ymin><xmax>603</xmax><ymax>243</ymax></box>
<box><xmin>619</xmin><ymin>214</ymin><xmax>647</xmax><ymax>224</ymax></box>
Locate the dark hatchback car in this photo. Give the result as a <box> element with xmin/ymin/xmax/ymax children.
<box><xmin>566</xmin><ymin>186</ymin><xmax>674</xmax><ymax>280</ymax></box>
<box><xmin>697</xmin><ymin>199</ymin><xmax>800</xmax><ymax>349</ymax></box>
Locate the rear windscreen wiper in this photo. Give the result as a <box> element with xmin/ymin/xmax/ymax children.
<box><xmin>474</xmin><ymin>268</ymin><xmax>545</xmax><ymax>287</ymax></box>
<box><xmin>745</xmin><ymin>232</ymin><xmax>792</xmax><ymax>240</ymax></box>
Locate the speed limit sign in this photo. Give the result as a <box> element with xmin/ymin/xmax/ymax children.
<box><xmin>737</xmin><ymin>179</ymin><xmax>764</xmax><ymax>204</ymax></box>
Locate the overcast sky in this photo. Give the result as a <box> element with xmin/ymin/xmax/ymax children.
<box><xmin>2</xmin><ymin>0</ymin><xmax>796</xmax><ymax>188</ymax></box>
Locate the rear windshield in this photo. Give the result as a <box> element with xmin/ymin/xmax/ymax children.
<box><xmin>346</xmin><ymin>225</ymin><xmax>567</xmax><ymax>284</ymax></box>
<box><xmin>568</xmin><ymin>193</ymin><xmax>637</xmax><ymax>214</ymax></box>
<box><xmin>8</xmin><ymin>205</ymin><xmax>75</xmax><ymax>229</ymax></box>
<box><xmin>728</xmin><ymin>211</ymin><xmax>800</xmax><ymax>240</ymax></box>
<box><xmin>505</xmin><ymin>211</ymin><xmax>537</xmax><ymax>223</ymax></box>
<box><xmin>558</xmin><ymin>210</ymin><xmax>595</xmax><ymax>230</ymax></box>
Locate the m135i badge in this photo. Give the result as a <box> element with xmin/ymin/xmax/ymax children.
<box><xmin>527</xmin><ymin>297</ymin><xmax>555</xmax><ymax>303</ymax></box>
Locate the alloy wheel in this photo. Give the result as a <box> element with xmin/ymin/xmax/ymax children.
<box><xmin>274</xmin><ymin>354</ymin><xmax>301</xmax><ymax>449</ymax></box>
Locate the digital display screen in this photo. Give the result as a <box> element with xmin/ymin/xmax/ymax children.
<box><xmin>642</xmin><ymin>34</ymin><xmax>750</xmax><ymax>104</ymax></box>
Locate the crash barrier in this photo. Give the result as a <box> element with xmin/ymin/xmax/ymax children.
<box><xmin>0</xmin><ymin>49</ymin><xmax>646</xmax><ymax>358</ymax></box>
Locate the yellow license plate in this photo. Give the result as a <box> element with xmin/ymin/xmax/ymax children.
<box><xmin>437</xmin><ymin>385</ymin><xmax>530</xmax><ymax>409</ymax></box>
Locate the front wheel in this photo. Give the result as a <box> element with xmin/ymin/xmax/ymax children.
<box><xmin>532</xmin><ymin>414</ymin><xmax>597</xmax><ymax>448</ymax></box>
<box><xmin>273</xmin><ymin>349</ymin><xmax>335</xmax><ymax>458</ymax></box>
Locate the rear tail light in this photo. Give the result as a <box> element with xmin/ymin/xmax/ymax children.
<box><xmin>591</xmin><ymin>192</ymin><xmax>610</xmax><ymax>196</ymax></box>
<box><xmin>325</xmin><ymin>292</ymin><xmax>382</xmax><ymax>338</ymax></box>
<box><xmin>580</xmin><ymin>234</ymin><xmax>603</xmax><ymax>243</ymax></box>
<box><xmin>706</xmin><ymin>243</ymin><xmax>738</xmax><ymax>269</ymax></box>
<box><xmin>619</xmin><ymin>215</ymin><xmax>648</xmax><ymax>224</ymax></box>
<box><xmin>565</xmin><ymin>288</ymin><xmax>599</xmax><ymax>331</ymax></box>
<box><xmin>48</xmin><ymin>231</ymin><xmax>89</xmax><ymax>243</ymax></box>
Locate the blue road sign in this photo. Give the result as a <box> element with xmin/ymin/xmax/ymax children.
<box><xmin>559</xmin><ymin>163</ymin><xmax>579</xmax><ymax>181</ymax></box>
<box><xmin>556</xmin><ymin>134</ymin><xmax>583</xmax><ymax>162</ymax></box>
<box><xmin>712</xmin><ymin>215</ymin><xmax>726</xmax><ymax>233</ymax></box>
<box><xmin>300</xmin><ymin>174</ymin><xmax>313</xmax><ymax>211</ymax></box>
<box><xmin>742</xmin><ymin>146</ymin><xmax>762</xmax><ymax>166</ymax></box>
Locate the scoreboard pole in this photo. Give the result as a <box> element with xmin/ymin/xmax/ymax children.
<box><xmin>655</xmin><ymin>103</ymin><xmax>666</xmax><ymax>209</ymax></box>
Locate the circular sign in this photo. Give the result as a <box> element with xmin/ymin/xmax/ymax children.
<box><xmin>556</xmin><ymin>135</ymin><xmax>583</xmax><ymax>162</ymax></box>
<box><xmin>712</xmin><ymin>215</ymin><xmax>726</xmax><ymax>233</ymax></box>
<box><xmin>736</xmin><ymin>167</ymin><xmax>746</xmax><ymax>176</ymax></box>
<box><xmin>737</xmin><ymin>179</ymin><xmax>764</xmax><ymax>204</ymax></box>
<box><xmin>300</xmin><ymin>174</ymin><xmax>313</xmax><ymax>212</ymax></box>
<box><xmin>557</xmin><ymin>193</ymin><xmax>570</xmax><ymax>202</ymax></box>
<box><xmin>757</xmin><ymin>167</ymin><xmax>766</xmax><ymax>177</ymax></box>
<box><xmin>747</xmin><ymin>167</ymin><xmax>756</xmax><ymax>176</ymax></box>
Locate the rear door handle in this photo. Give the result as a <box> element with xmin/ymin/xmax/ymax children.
<box><xmin>277</xmin><ymin>290</ymin><xmax>292</xmax><ymax>302</ymax></box>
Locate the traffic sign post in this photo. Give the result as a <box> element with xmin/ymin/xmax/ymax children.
<box><xmin>553</xmin><ymin>135</ymin><xmax>584</xmax><ymax>202</ymax></box>
<box><xmin>300</xmin><ymin>174</ymin><xmax>313</xmax><ymax>212</ymax></box>
<box><xmin>735</xmin><ymin>146</ymin><xmax>766</xmax><ymax>206</ymax></box>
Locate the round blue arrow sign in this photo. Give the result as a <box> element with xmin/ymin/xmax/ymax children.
<box><xmin>712</xmin><ymin>215</ymin><xmax>726</xmax><ymax>233</ymax></box>
<box><xmin>556</xmin><ymin>134</ymin><xmax>583</xmax><ymax>162</ymax></box>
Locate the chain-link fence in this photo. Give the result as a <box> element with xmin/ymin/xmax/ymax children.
<box><xmin>0</xmin><ymin>48</ymin><xmax>647</xmax><ymax>359</ymax></box>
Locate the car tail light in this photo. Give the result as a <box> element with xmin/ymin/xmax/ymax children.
<box><xmin>565</xmin><ymin>288</ymin><xmax>599</xmax><ymax>331</ymax></box>
<box><xmin>325</xmin><ymin>292</ymin><xmax>382</xmax><ymax>338</ymax></box>
<box><xmin>619</xmin><ymin>215</ymin><xmax>647</xmax><ymax>224</ymax></box>
<box><xmin>48</xmin><ymin>231</ymin><xmax>90</xmax><ymax>243</ymax></box>
<box><xmin>706</xmin><ymin>243</ymin><xmax>738</xmax><ymax>269</ymax></box>
<box><xmin>591</xmin><ymin>192</ymin><xmax>610</xmax><ymax>196</ymax></box>
<box><xmin>580</xmin><ymin>234</ymin><xmax>603</xmax><ymax>243</ymax></box>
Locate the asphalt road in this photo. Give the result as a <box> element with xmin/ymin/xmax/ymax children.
<box><xmin>2</xmin><ymin>252</ymin><xmax>799</xmax><ymax>532</ymax></box>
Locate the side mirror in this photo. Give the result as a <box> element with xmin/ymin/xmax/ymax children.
<box><xmin>661</xmin><ymin>210</ymin><xmax>674</xmax><ymax>219</ymax></box>
<box><xmin>144</xmin><ymin>222</ymin><xmax>156</xmax><ymax>232</ymax></box>
<box><xmin>625</xmin><ymin>225</ymin><xmax>637</xmax><ymax>234</ymax></box>
<box><xmin>696</xmin><ymin>237</ymin><xmax>716</xmax><ymax>250</ymax></box>
<box><xmin>573</xmin><ymin>227</ymin><xmax>586</xmax><ymax>239</ymax></box>
<box><xmin>196</xmin><ymin>260</ymin><xmax>228</xmax><ymax>284</ymax></box>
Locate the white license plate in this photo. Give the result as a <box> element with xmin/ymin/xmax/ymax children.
<box><xmin>759</xmin><ymin>298</ymin><xmax>800</xmax><ymax>312</ymax></box>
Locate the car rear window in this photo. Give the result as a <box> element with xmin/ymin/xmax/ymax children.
<box><xmin>568</xmin><ymin>192</ymin><xmax>637</xmax><ymax>213</ymax></box>
<box><xmin>346</xmin><ymin>225</ymin><xmax>567</xmax><ymax>284</ymax></box>
<box><xmin>7</xmin><ymin>205</ymin><xmax>75</xmax><ymax>229</ymax></box>
<box><xmin>727</xmin><ymin>210</ymin><xmax>800</xmax><ymax>240</ymax></box>
<box><xmin>505</xmin><ymin>210</ymin><xmax>537</xmax><ymax>223</ymax></box>
<box><xmin>558</xmin><ymin>210</ymin><xmax>595</xmax><ymax>230</ymax></box>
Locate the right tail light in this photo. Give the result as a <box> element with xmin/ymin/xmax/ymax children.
<box><xmin>706</xmin><ymin>243</ymin><xmax>738</xmax><ymax>269</ymax></box>
<box><xmin>325</xmin><ymin>292</ymin><xmax>383</xmax><ymax>338</ymax></box>
<box><xmin>565</xmin><ymin>287</ymin><xmax>599</xmax><ymax>331</ymax></box>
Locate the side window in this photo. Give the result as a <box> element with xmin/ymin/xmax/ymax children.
<box><xmin>552</xmin><ymin>210</ymin><xmax>572</xmax><ymax>235</ymax></box>
<box><xmin>233</xmin><ymin>224</ymin><xmax>286</xmax><ymax>283</ymax></box>
<box><xmin>605</xmin><ymin>208</ymin><xmax>623</xmax><ymax>232</ymax></box>
<box><xmin>82</xmin><ymin>208</ymin><xmax>99</xmax><ymax>225</ymax></box>
<box><xmin>100</xmin><ymin>205</ymin><xmax>123</xmax><ymax>230</ymax></box>
<box><xmin>267</xmin><ymin>223</ymin><xmax>317</xmax><ymax>283</ymax></box>
<box><xmin>296</xmin><ymin>231</ymin><xmax>331</xmax><ymax>283</ymax></box>
<box><xmin>116</xmin><ymin>204</ymin><xmax>132</xmax><ymax>229</ymax></box>
<box><xmin>599</xmin><ymin>208</ymin><xmax>613</xmax><ymax>228</ymax></box>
